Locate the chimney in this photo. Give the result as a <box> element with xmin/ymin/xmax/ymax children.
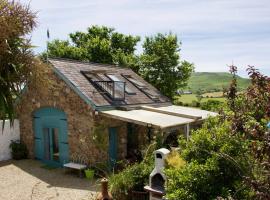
<box><xmin>144</xmin><ymin>148</ymin><xmax>170</xmax><ymax>200</ymax></box>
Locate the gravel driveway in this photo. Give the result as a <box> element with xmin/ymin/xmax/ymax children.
<box><xmin>0</xmin><ymin>159</ymin><xmax>98</xmax><ymax>200</ymax></box>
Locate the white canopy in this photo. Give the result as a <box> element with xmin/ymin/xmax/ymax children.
<box><xmin>101</xmin><ymin>105</ymin><xmax>217</xmax><ymax>130</ymax></box>
<box><xmin>141</xmin><ymin>105</ymin><xmax>217</xmax><ymax>120</ymax></box>
<box><xmin>101</xmin><ymin>109</ymin><xmax>194</xmax><ymax>129</ymax></box>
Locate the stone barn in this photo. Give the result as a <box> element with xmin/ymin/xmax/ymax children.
<box><xmin>16</xmin><ymin>58</ymin><xmax>216</xmax><ymax>167</ymax></box>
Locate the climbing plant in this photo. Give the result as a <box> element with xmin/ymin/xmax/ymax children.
<box><xmin>92</xmin><ymin>123</ymin><xmax>108</xmax><ymax>151</ymax></box>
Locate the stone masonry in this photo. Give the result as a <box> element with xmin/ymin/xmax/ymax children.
<box><xmin>16</xmin><ymin>66</ymin><xmax>128</xmax><ymax>166</ymax></box>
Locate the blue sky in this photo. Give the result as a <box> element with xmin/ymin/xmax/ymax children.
<box><xmin>22</xmin><ymin>0</ymin><xmax>270</xmax><ymax>77</ymax></box>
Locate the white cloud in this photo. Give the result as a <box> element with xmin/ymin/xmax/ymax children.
<box><xmin>20</xmin><ymin>0</ymin><xmax>270</xmax><ymax>76</ymax></box>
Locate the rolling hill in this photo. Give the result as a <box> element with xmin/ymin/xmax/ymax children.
<box><xmin>185</xmin><ymin>72</ymin><xmax>250</xmax><ymax>93</ymax></box>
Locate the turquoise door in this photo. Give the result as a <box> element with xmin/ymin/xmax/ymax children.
<box><xmin>34</xmin><ymin>108</ymin><xmax>69</xmax><ymax>167</ymax></box>
<box><xmin>109</xmin><ymin>127</ymin><xmax>117</xmax><ymax>169</ymax></box>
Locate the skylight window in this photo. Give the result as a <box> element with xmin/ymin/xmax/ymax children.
<box><xmin>107</xmin><ymin>74</ymin><xmax>136</xmax><ymax>95</ymax></box>
<box><xmin>142</xmin><ymin>88</ymin><xmax>159</xmax><ymax>100</ymax></box>
<box><xmin>122</xmin><ymin>74</ymin><xmax>160</xmax><ymax>101</ymax></box>
<box><xmin>81</xmin><ymin>71</ymin><xmax>125</xmax><ymax>101</ymax></box>
<box><xmin>81</xmin><ymin>71</ymin><xmax>103</xmax><ymax>81</ymax></box>
<box><xmin>122</xmin><ymin>74</ymin><xmax>146</xmax><ymax>89</ymax></box>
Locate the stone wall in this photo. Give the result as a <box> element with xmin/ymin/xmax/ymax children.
<box><xmin>16</xmin><ymin>67</ymin><xmax>127</xmax><ymax>166</ymax></box>
<box><xmin>95</xmin><ymin>115</ymin><xmax>128</xmax><ymax>160</ymax></box>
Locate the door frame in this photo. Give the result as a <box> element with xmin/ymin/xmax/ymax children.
<box><xmin>33</xmin><ymin>107</ymin><xmax>69</xmax><ymax>167</ymax></box>
<box><xmin>42</xmin><ymin>126</ymin><xmax>61</xmax><ymax>167</ymax></box>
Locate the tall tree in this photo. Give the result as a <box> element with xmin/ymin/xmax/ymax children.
<box><xmin>166</xmin><ymin>66</ymin><xmax>270</xmax><ymax>199</ymax></box>
<box><xmin>46</xmin><ymin>28</ymin><xmax>194</xmax><ymax>98</ymax></box>
<box><xmin>47</xmin><ymin>25</ymin><xmax>140</xmax><ymax>71</ymax></box>
<box><xmin>139</xmin><ymin>33</ymin><xmax>194</xmax><ymax>99</ymax></box>
<box><xmin>0</xmin><ymin>0</ymin><xmax>37</xmax><ymax>121</ymax></box>
<box><xmin>225</xmin><ymin>66</ymin><xmax>270</xmax><ymax>199</ymax></box>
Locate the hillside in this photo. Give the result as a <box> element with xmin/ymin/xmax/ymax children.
<box><xmin>185</xmin><ymin>72</ymin><xmax>250</xmax><ymax>93</ymax></box>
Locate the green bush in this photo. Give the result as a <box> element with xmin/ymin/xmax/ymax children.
<box><xmin>165</xmin><ymin>117</ymin><xmax>253</xmax><ymax>200</ymax></box>
<box><xmin>173</xmin><ymin>99</ymin><xmax>183</xmax><ymax>106</ymax></box>
<box><xmin>183</xmin><ymin>103</ymin><xmax>189</xmax><ymax>107</ymax></box>
<box><xmin>191</xmin><ymin>100</ymin><xmax>200</xmax><ymax>107</ymax></box>
<box><xmin>9</xmin><ymin>140</ymin><xmax>28</xmax><ymax>160</ymax></box>
<box><xmin>201</xmin><ymin>99</ymin><xmax>224</xmax><ymax>112</ymax></box>
<box><xmin>109</xmin><ymin>143</ymin><xmax>157</xmax><ymax>200</ymax></box>
<box><xmin>165</xmin><ymin>150</ymin><xmax>186</xmax><ymax>169</ymax></box>
<box><xmin>109</xmin><ymin>161</ymin><xmax>152</xmax><ymax>200</ymax></box>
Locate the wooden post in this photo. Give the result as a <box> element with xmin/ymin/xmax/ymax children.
<box><xmin>185</xmin><ymin>124</ymin><xmax>190</xmax><ymax>140</ymax></box>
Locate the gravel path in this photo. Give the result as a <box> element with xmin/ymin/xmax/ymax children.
<box><xmin>0</xmin><ymin>160</ymin><xmax>98</xmax><ymax>200</ymax></box>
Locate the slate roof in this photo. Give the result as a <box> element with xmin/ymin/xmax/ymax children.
<box><xmin>49</xmin><ymin>58</ymin><xmax>171</xmax><ymax>110</ymax></box>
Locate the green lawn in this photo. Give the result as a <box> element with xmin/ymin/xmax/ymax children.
<box><xmin>175</xmin><ymin>94</ymin><xmax>226</xmax><ymax>104</ymax></box>
<box><xmin>202</xmin><ymin>91</ymin><xmax>223</xmax><ymax>98</ymax></box>
<box><xmin>186</xmin><ymin>72</ymin><xmax>250</xmax><ymax>93</ymax></box>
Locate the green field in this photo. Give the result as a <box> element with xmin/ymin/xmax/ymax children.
<box><xmin>202</xmin><ymin>91</ymin><xmax>223</xmax><ymax>98</ymax></box>
<box><xmin>175</xmin><ymin>94</ymin><xmax>226</xmax><ymax>104</ymax></box>
<box><xmin>185</xmin><ymin>72</ymin><xmax>250</xmax><ymax>93</ymax></box>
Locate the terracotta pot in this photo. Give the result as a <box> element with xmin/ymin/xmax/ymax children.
<box><xmin>96</xmin><ymin>178</ymin><xmax>113</xmax><ymax>200</ymax></box>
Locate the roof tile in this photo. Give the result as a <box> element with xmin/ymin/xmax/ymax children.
<box><xmin>49</xmin><ymin>58</ymin><xmax>171</xmax><ymax>108</ymax></box>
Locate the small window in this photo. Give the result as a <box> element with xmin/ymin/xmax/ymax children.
<box><xmin>122</xmin><ymin>74</ymin><xmax>146</xmax><ymax>89</ymax></box>
<box><xmin>122</xmin><ymin>74</ymin><xmax>160</xmax><ymax>101</ymax></box>
<box><xmin>81</xmin><ymin>71</ymin><xmax>103</xmax><ymax>81</ymax></box>
<box><xmin>142</xmin><ymin>88</ymin><xmax>159</xmax><ymax>100</ymax></box>
<box><xmin>107</xmin><ymin>74</ymin><xmax>136</xmax><ymax>95</ymax></box>
<box><xmin>81</xmin><ymin>71</ymin><xmax>125</xmax><ymax>100</ymax></box>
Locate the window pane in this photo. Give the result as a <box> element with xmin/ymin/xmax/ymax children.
<box><xmin>107</xmin><ymin>74</ymin><xmax>135</xmax><ymax>94</ymax></box>
<box><xmin>52</xmin><ymin>128</ymin><xmax>59</xmax><ymax>162</ymax></box>
<box><xmin>113</xmin><ymin>81</ymin><xmax>125</xmax><ymax>99</ymax></box>
<box><xmin>122</xmin><ymin>74</ymin><xmax>146</xmax><ymax>88</ymax></box>
<box><xmin>81</xmin><ymin>71</ymin><xmax>104</xmax><ymax>81</ymax></box>
<box><xmin>123</xmin><ymin>74</ymin><xmax>159</xmax><ymax>100</ymax></box>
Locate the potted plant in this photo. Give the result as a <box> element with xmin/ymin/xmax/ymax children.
<box><xmin>84</xmin><ymin>167</ymin><xmax>95</xmax><ymax>179</ymax></box>
<box><xmin>9</xmin><ymin>140</ymin><xmax>28</xmax><ymax>160</ymax></box>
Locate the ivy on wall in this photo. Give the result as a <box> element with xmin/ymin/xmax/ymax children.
<box><xmin>92</xmin><ymin>124</ymin><xmax>108</xmax><ymax>151</ymax></box>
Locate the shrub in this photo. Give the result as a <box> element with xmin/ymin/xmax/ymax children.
<box><xmin>9</xmin><ymin>140</ymin><xmax>28</xmax><ymax>160</ymax></box>
<box><xmin>224</xmin><ymin>65</ymin><xmax>270</xmax><ymax>199</ymax></box>
<box><xmin>165</xmin><ymin>150</ymin><xmax>186</xmax><ymax>169</ymax></box>
<box><xmin>174</xmin><ymin>99</ymin><xmax>183</xmax><ymax>106</ymax></box>
<box><xmin>109</xmin><ymin>143</ymin><xmax>157</xmax><ymax>200</ymax></box>
<box><xmin>201</xmin><ymin>99</ymin><xmax>224</xmax><ymax>112</ymax></box>
<box><xmin>183</xmin><ymin>103</ymin><xmax>189</xmax><ymax>107</ymax></box>
<box><xmin>191</xmin><ymin>100</ymin><xmax>200</xmax><ymax>107</ymax></box>
<box><xmin>165</xmin><ymin>117</ymin><xmax>253</xmax><ymax>200</ymax></box>
<box><xmin>109</xmin><ymin>161</ymin><xmax>152</xmax><ymax>200</ymax></box>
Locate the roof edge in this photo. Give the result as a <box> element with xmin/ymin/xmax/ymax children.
<box><xmin>48</xmin><ymin>57</ymin><xmax>131</xmax><ymax>70</ymax></box>
<box><xmin>52</xmin><ymin>66</ymin><xmax>97</xmax><ymax>110</ymax></box>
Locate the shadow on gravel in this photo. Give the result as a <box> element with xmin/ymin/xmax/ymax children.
<box><xmin>0</xmin><ymin>159</ymin><xmax>99</xmax><ymax>192</ymax></box>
